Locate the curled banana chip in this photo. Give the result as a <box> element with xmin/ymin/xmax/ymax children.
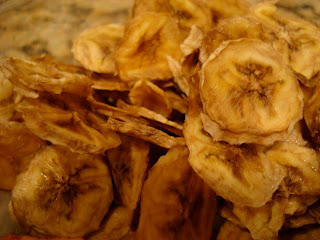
<box><xmin>0</xmin><ymin>56</ymin><xmax>92</xmax><ymax>98</ymax></box>
<box><xmin>136</xmin><ymin>146</ymin><xmax>217</xmax><ymax>240</ymax></box>
<box><xmin>184</xmin><ymin>74</ymin><xmax>285</xmax><ymax>207</ymax></box>
<box><xmin>200</xmin><ymin>38</ymin><xmax>303</xmax><ymax>145</ymax></box>
<box><xmin>9</xmin><ymin>145</ymin><xmax>114</xmax><ymax>237</ymax></box>
<box><xmin>129</xmin><ymin>79</ymin><xmax>172</xmax><ymax>117</ymax></box>
<box><xmin>72</xmin><ymin>24</ymin><xmax>124</xmax><ymax>74</ymax></box>
<box><xmin>114</xmin><ymin>12</ymin><xmax>182</xmax><ymax>81</ymax></box>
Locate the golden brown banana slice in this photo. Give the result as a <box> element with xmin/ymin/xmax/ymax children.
<box><xmin>88</xmin><ymin>206</ymin><xmax>131</xmax><ymax>240</ymax></box>
<box><xmin>133</xmin><ymin>0</ymin><xmax>213</xmax><ymax>35</ymax></box>
<box><xmin>129</xmin><ymin>79</ymin><xmax>172</xmax><ymax>117</ymax></box>
<box><xmin>250</xmin><ymin>1</ymin><xmax>320</xmax><ymax>87</ymax></box>
<box><xmin>9</xmin><ymin>145</ymin><xmax>113</xmax><ymax>237</ymax></box>
<box><xmin>114</xmin><ymin>13</ymin><xmax>182</xmax><ymax>82</ymax></box>
<box><xmin>72</xmin><ymin>24</ymin><xmax>124</xmax><ymax>74</ymax></box>
<box><xmin>0</xmin><ymin>56</ymin><xmax>92</xmax><ymax>98</ymax></box>
<box><xmin>0</xmin><ymin>121</ymin><xmax>46</xmax><ymax>190</ymax></box>
<box><xmin>304</xmin><ymin>83</ymin><xmax>320</xmax><ymax>145</ymax></box>
<box><xmin>107</xmin><ymin>134</ymin><xmax>149</xmax><ymax>221</ymax></box>
<box><xmin>136</xmin><ymin>146</ymin><xmax>217</xmax><ymax>240</ymax></box>
<box><xmin>184</xmin><ymin>74</ymin><xmax>285</xmax><ymax>207</ymax></box>
<box><xmin>16</xmin><ymin>97</ymin><xmax>120</xmax><ymax>154</ymax></box>
<box><xmin>200</xmin><ymin>38</ymin><xmax>303</xmax><ymax>145</ymax></box>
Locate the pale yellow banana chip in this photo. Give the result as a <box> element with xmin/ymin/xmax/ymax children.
<box><xmin>114</xmin><ymin>12</ymin><xmax>182</xmax><ymax>81</ymax></box>
<box><xmin>200</xmin><ymin>38</ymin><xmax>303</xmax><ymax>145</ymax></box>
<box><xmin>72</xmin><ymin>24</ymin><xmax>124</xmax><ymax>74</ymax></box>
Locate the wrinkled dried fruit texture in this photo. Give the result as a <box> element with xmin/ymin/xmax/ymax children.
<box><xmin>184</xmin><ymin>74</ymin><xmax>285</xmax><ymax>207</ymax></box>
<box><xmin>217</xmin><ymin>221</ymin><xmax>252</xmax><ymax>240</ymax></box>
<box><xmin>0</xmin><ymin>122</ymin><xmax>46</xmax><ymax>190</ymax></box>
<box><xmin>114</xmin><ymin>13</ymin><xmax>183</xmax><ymax>82</ymax></box>
<box><xmin>72</xmin><ymin>24</ymin><xmax>124</xmax><ymax>74</ymax></box>
<box><xmin>200</xmin><ymin>39</ymin><xmax>303</xmax><ymax>145</ymax></box>
<box><xmin>0</xmin><ymin>70</ymin><xmax>14</xmax><ymax>122</ymax></box>
<box><xmin>133</xmin><ymin>0</ymin><xmax>213</xmax><ymax>36</ymax></box>
<box><xmin>137</xmin><ymin>145</ymin><xmax>216</xmax><ymax>240</ymax></box>
<box><xmin>129</xmin><ymin>79</ymin><xmax>172</xmax><ymax>117</ymax></box>
<box><xmin>16</xmin><ymin>96</ymin><xmax>120</xmax><ymax>154</ymax></box>
<box><xmin>88</xmin><ymin>206</ymin><xmax>131</xmax><ymax>240</ymax></box>
<box><xmin>107</xmin><ymin>134</ymin><xmax>149</xmax><ymax>221</ymax></box>
<box><xmin>250</xmin><ymin>1</ymin><xmax>320</xmax><ymax>87</ymax></box>
<box><xmin>200</xmin><ymin>16</ymin><xmax>267</xmax><ymax>63</ymax></box>
<box><xmin>0</xmin><ymin>56</ymin><xmax>93</xmax><ymax>98</ymax></box>
<box><xmin>206</xmin><ymin>0</ymin><xmax>249</xmax><ymax>21</ymax></box>
<box><xmin>304</xmin><ymin>84</ymin><xmax>320</xmax><ymax>145</ymax></box>
<box><xmin>10</xmin><ymin>145</ymin><xmax>113</xmax><ymax>237</ymax></box>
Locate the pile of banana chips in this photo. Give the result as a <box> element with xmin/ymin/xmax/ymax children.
<box><xmin>1</xmin><ymin>0</ymin><xmax>320</xmax><ymax>239</ymax></box>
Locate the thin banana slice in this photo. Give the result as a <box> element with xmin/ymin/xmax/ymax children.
<box><xmin>114</xmin><ymin>13</ymin><xmax>182</xmax><ymax>81</ymax></box>
<box><xmin>16</xmin><ymin>97</ymin><xmax>120</xmax><ymax>154</ymax></box>
<box><xmin>133</xmin><ymin>0</ymin><xmax>213</xmax><ymax>36</ymax></box>
<box><xmin>250</xmin><ymin>1</ymin><xmax>320</xmax><ymax>87</ymax></box>
<box><xmin>72</xmin><ymin>24</ymin><xmax>124</xmax><ymax>74</ymax></box>
<box><xmin>0</xmin><ymin>121</ymin><xmax>46</xmax><ymax>190</ymax></box>
<box><xmin>184</xmin><ymin>74</ymin><xmax>285</xmax><ymax>207</ymax></box>
<box><xmin>88</xmin><ymin>206</ymin><xmax>131</xmax><ymax>240</ymax></box>
<box><xmin>0</xmin><ymin>56</ymin><xmax>92</xmax><ymax>98</ymax></box>
<box><xmin>136</xmin><ymin>146</ymin><xmax>217</xmax><ymax>240</ymax></box>
<box><xmin>129</xmin><ymin>79</ymin><xmax>172</xmax><ymax>118</ymax></box>
<box><xmin>304</xmin><ymin>83</ymin><xmax>320</xmax><ymax>145</ymax></box>
<box><xmin>9</xmin><ymin>145</ymin><xmax>113</xmax><ymax>237</ymax></box>
<box><xmin>200</xmin><ymin>38</ymin><xmax>303</xmax><ymax>145</ymax></box>
<box><xmin>107</xmin><ymin>134</ymin><xmax>149</xmax><ymax>221</ymax></box>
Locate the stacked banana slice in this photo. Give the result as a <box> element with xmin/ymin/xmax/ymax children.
<box><xmin>1</xmin><ymin>0</ymin><xmax>320</xmax><ymax>239</ymax></box>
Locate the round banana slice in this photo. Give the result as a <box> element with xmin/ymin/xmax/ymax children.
<box><xmin>200</xmin><ymin>38</ymin><xmax>303</xmax><ymax>145</ymax></box>
<box><xmin>72</xmin><ymin>24</ymin><xmax>124</xmax><ymax>74</ymax></box>
<box><xmin>184</xmin><ymin>74</ymin><xmax>285</xmax><ymax>207</ymax></box>
<box><xmin>114</xmin><ymin>12</ymin><xmax>183</xmax><ymax>81</ymax></box>
<box><xmin>9</xmin><ymin>145</ymin><xmax>114</xmax><ymax>237</ymax></box>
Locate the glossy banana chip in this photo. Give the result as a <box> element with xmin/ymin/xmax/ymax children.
<box><xmin>72</xmin><ymin>24</ymin><xmax>124</xmax><ymax>74</ymax></box>
<box><xmin>107</xmin><ymin>134</ymin><xmax>150</xmax><ymax>221</ymax></box>
<box><xmin>0</xmin><ymin>56</ymin><xmax>93</xmax><ymax>98</ymax></box>
<box><xmin>129</xmin><ymin>79</ymin><xmax>172</xmax><ymax>117</ymax></box>
<box><xmin>0</xmin><ymin>121</ymin><xmax>46</xmax><ymax>190</ymax></box>
<box><xmin>136</xmin><ymin>146</ymin><xmax>217</xmax><ymax>240</ymax></box>
<box><xmin>133</xmin><ymin>0</ymin><xmax>213</xmax><ymax>35</ymax></box>
<box><xmin>16</xmin><ymin>97</ymin><xmax>120</xmax><ymax>154</ymax></box>
<box><xmin>200</xmin><ymin>38</ymin><xmax>303</xmax><ymax>145</ymax></box>
<box><xmin>9</xmin><ymin>145</ymin><xmax>114</xmax><ymax>237</ymax></box>
<box><xmin>114</xmin><ymin>13</ymin><xmax>183</xmax><ymax>81</ymax></box>
<box><xmin>184</xmin><ymin>74</ymin><xmax>285</xmax><ymax>207</ymax></box>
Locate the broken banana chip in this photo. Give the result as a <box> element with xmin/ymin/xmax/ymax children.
<box><xmin>72</xmin><ymin>24</ymin><xmax>124</xmax><ymax>74</ymax></box>
<box><xmin>9</xmin><ymin>145</ymin><xmax>114</xmax><ymax>237</ymax></box>
<box><xmin>114</xmin><ymin>12</ymin><xmax>183</xmax><ymax>81</ymax></box>
<box><xmin>200</xmin><ymin>38</ymin><xmax>303</xmax><ymax>145</ymax></box>
<box><xmin>136</xmin><ymin>146</ymin><xmax>217</xmax><ymax>240</ymax></box>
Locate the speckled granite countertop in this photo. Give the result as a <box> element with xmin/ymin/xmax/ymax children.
<box><xmin>0</xmin><ymin>0</ymin><xmax>319</xmax><ymax>237</ymax></box>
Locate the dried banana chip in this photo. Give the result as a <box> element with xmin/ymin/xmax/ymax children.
<box><xmin>114</xmin><ymin>12</ymin><xmax>183</xmax><ymax>81</ymax></box>
<box><xmin>136</xmin><ymin>146</ymin><xmax>217</xmax><ymax>240</ymax></box>
<box><xmin>92</xmin><ymin>76</ymin><xmax>130</xmax><ymax>91</ymax></box>
<box><xmin>129</xmin><ymin>79</ymin><xmax>172</xmax><ymax>117</ymax></box>
<box><xmin>10</xmin><ymin>145</ymin><xmax>114</xmax><ymax>237</ymax></box>
<box><xmin>200</xmin><ymin>38</ymin><xmax>303</xmax><ymax>145</ymax></box>
<box><xmin>1</xmin><ymin>57</ymin><xmax>93</xmax><ymax>98</ymax></box>
<box><xmin>16</xmin><ymin>97</ymin><xmax>120</xmax><ymax>154</ymax></box>
<box><xmin>107</xmin><ymin>134</ymin><xmax>149</xmax><ymax>221</ymax></box>
<box><xmin>88</xmin><ymin>206</ymin><xmax>131</xmax><ymax>240</ymax></box>
<box><xmin>164</xmin><ymin>89</ymin><xmax>188</xmax><ymax>114</ymax></box>
<box><xmin>184</xmin><ymin>74</ymin><xmax>285</xmax><ymax>207</ymax></box>
<box><xmin>206</xmin><ymin>0</ymin><xmax>250</xmax><ymax>20</ymax></box>
<box><xmin>217</xmin><ymin>221</ymin><xmax>252</xmax><ymax>240</ymax></box>
<box><xmin>72</xmin><ymin>24</ymin><xmax>124</xmax><ymax>74</ymax></box>
<box><xmin>0</xmin><ymin>121</ymin><xmax>46</xmax><ymax>190</ymax></box>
